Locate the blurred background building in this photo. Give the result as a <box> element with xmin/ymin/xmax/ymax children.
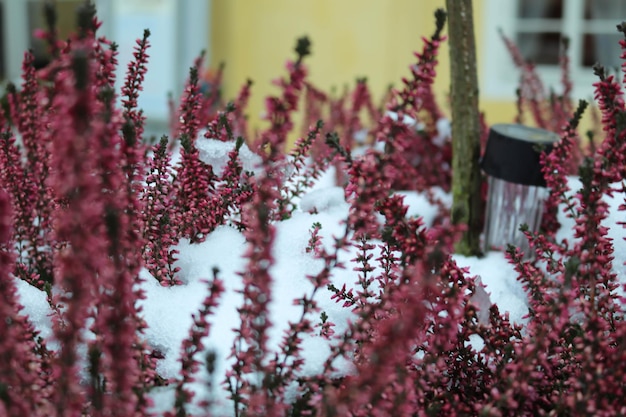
<box><xmin>1</xmin><ymin>0</ymin><xmax>624</xmax><ymax>137</ymax></box>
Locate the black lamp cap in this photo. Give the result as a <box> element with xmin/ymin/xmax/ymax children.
<box><xmin>480</xmin><ymin>124</ymin><xmax>560</xmax><ymax>187</ymax></box>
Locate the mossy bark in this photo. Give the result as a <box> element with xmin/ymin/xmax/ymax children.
<box><xmin>446</xmin><ymin>0</ymin><xmax>483</xmax><ymax>256</ymax></box>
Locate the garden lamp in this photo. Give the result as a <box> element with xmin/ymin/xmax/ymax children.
<box><xmin>480</xmin><ymin>124</ymin><xmax>560</xmax><ymax>257</ymax></box>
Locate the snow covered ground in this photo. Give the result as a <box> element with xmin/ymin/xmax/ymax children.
<box><xmin>12</xmin><ymin>138</ymin><xmax>626</xmax><ymax>414</ymax></box>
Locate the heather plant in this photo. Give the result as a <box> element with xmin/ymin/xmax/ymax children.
<box><xmin>300</xmin><ymin>13</ymin><xmax>453</xmax><ymax>193</ymax></box>
<box><xmin>374</xmin><ymin>8</ymin><xmax>453</xmax><ymax>193</ymax></box>
<box><xmin>141</xmin><ymin>136</ymin><xmax>181</xmax><ymax>286</ymax></box>
<box><xmin>169</xmin><ymin>54</ymin><xmax>223</xmax><ymax>141</ymax></box>
<box><xmin>4</xmin><ymin>3</ymin><xmax>626</xmax><ymax>417</ymax></box>
<box><xmin>1</xmin><ymin>52</ymin><xmax>56</xmax><ymax>289</ymax></box>
<box><xmin>276</xmin><ymin>120</ymin><xmax>326</xmax><ymax>218</ymax></box>
<box><xmin>500</xmin><ymin>31</ymin><xmax>589</xmax><ymax>174</ymax></box>
<box><xmin>0</xmin><ymin>188</ymin><xmax>54</xmax><ymax>417</ymax></box>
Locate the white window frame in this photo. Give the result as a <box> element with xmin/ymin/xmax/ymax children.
<box><xmin>2</xmin><ymin>0</ymin><xmax>30</xmax><ymax>84</ymax></box>
<box><xmin>481</xmin><ymin>0</ymin><xmax>622</xmax><ymax>102</ymax></box>
<box><xmin>2</xmin><ymin>0</ymin><xmax>211</xmax><ymax>134</ymax></box>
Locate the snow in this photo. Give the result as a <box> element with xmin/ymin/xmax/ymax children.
<box><xmin>196</xmin><ymin>135</ymin><xmax>263</xmax><ymax>177</ymax></box>
<box><xmin>11</xmin><ymin>138</ymin><xmax>626</xmax><ymax>414</ymax></box>
<box><xmin>14</xmin><ymin>278</ymin><xmax>55</xmax><ymax>343</ymax></box>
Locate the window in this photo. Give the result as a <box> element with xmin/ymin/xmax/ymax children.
<box><xmin>1</xmin><ymin>0</ymin><xmax>210</xmax><ymax>135</ymax></box>
<box><xmin>482</xmin><ymin>0</ymin><xmax>625</xmax><ymax>100</ymax></box>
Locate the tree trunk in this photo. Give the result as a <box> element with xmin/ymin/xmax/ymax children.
<box><xmin>446</xmin><ymin>0</ymin><xmax>483</xmax><ymax>256</ymax></box>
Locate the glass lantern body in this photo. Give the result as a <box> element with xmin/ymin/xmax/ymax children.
<box><xmin>480</xmin><ymin>124</ymin><xmax>559</xmax><ymax>258</ymax></box>
<box><xmin>482</xmin><ymin>176</ymin><xmax>548</xmax><ymax>257</ymax></box>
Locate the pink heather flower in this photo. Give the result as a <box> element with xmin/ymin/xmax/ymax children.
<box><xmin>345</xmin><ymin>150</ymin><xmax>392</xmax><ymax>239</ymax></box>
<box><xmin>176</xmin><ymin>66</ymin><xmax>203</xmax><ymax>141</ymax></box>
<box><xmin>36</xmin><ymin>2</ymin><xmax>63</xmax><ymax>59</ymax></box>
<box><xmin>46</xmin><ymin>47</ymin><xmax>106</xmax><ymax>415</ymax></box>
<box><xmin>176</xmin><ymin>108</ymin><xmax>255</xmax><ymax>242</ymax></box>
<box><xmin>361</xmin><ymin>13</ymin><xmax>451</xmax><ymax>193</ymax></box>
<box><xmin>540</xmin><ymin>100</ymin><xmax>588</xmax><ymax>237</ymax></box>
<box><xmin>500</xmin><ymin>33</ymin><xmax>583</xmax><ymax>171</ymax></box>
<box><xmin>217</xmin><ymin>136</ymin><xmax>256</xmax><ymax>228</ymax></box>
<box><xmin>0</xmin><ymin>52</ymin><xmax>56</xmax><ymax>289</ymax></box>
<box><xmin>276</xmin><ymin>120</ymin><xmax>325</xmax><ymax>218</ymax></box>
<box><xmin>301</xmin><ymin>81</ymin><xmax>328</xmax><ymax>142</ymax></box>
<box><xmin>173</xmin><ymin>59</ymin><xmax>226</xmax><ymax>135</ymax></box>
<box><xmin>0</xmin><ymin>189</ymin><xmax>53</xmax><ymax>416</ymax></box>
<box><xmin>343</xmin><ymin>78</ymin><xmax>379</xmax><ymax>149</ymax></box>
<box><xmin>256</xmin><ymin>37</ymin><xmax>310</xmax><ymax>155</ymax></box>
<box><xmin>121</xmin><ymin>29</ymin><xmax>151</xmax><ymax>146</ymax></box>
<box><xmin>43</xmin><ymin>28</ymin><xmax>150</xmax><ymax>414</ymax></box>
<box><xmin>171</xmin><ymin>65</ymin><xmax>244</xmax><ymax>243</ymax></box>
<box><xmin>93</xmin><ymin>36</ymin><xmax>119</xmax><ymax>89</ymax></box>
<box><xmin>142</xmin><ymin>136</ymin><xmax>181</xmax><ymax>285</ymax></box>
<box><xmin>91</xmin><ymin>107</ymin><xmax>150</xmax><ymax>417</ymax></box>
<box><xmin>173</xmin><ymin>134</ymin><xmax>220</xmax><ymax>242</ymax></box>
<box><xmin>232</xmin><ymin>79</ymin><xmax>253</xmax><ymax>139</ymax></box>
<box><xmin>167</xmin><ymin>277</ymin><xmax>224</xmax><ymax>416</ymax></box>
<box><xmin>499</xmin><ymin>29</ymin><xmax>549</xmax><ymax>130</ymax></box>
<box><xmin>170</xmin><ymin>59</ymin><xmax>222</xmax><ymax>138</ymax></box>
<box><xmin>228</xmin><ymin>168</ymin><xmax>283</xmax><ymax>416</ymax></box>
<box><xmin>199</xmin><ymin>62</ymin><xmax>225</xmax><ymax>126</ymax></box>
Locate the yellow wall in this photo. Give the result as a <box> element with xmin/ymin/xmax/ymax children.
<box><xmin>211</xmin><ymin>0</ymin><xmax>517</xmax><ymax>138</ymax></box>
